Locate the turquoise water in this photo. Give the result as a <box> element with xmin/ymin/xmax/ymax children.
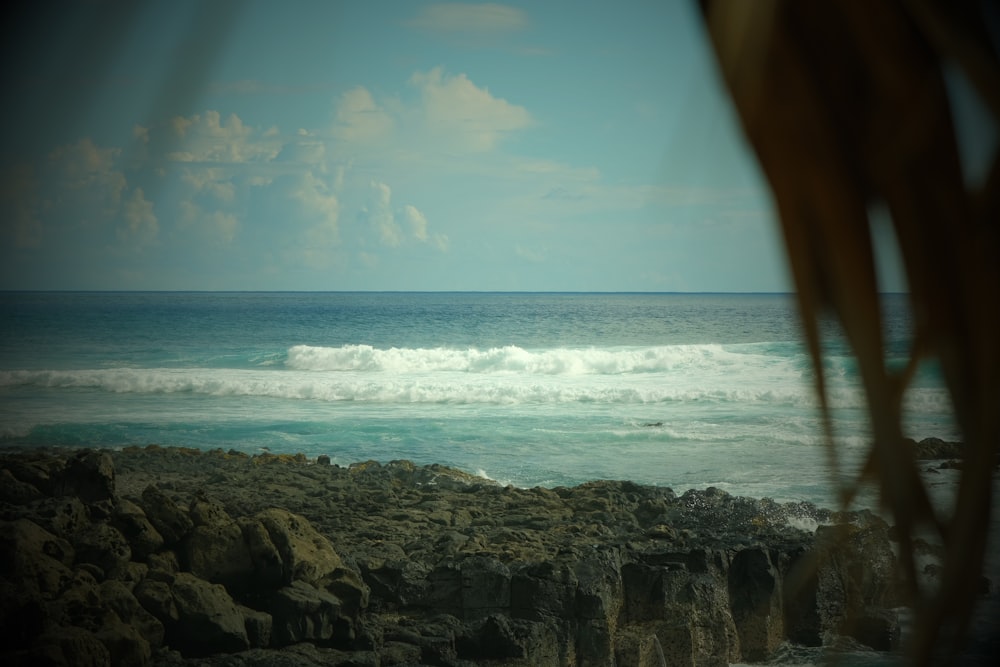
<box><xmin>0</xmin><ymin>292</ymin><xmax>956</xmax><ymax>508</ymax></box>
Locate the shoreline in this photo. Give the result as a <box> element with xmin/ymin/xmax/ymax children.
<box><xmin>1</xmin><ymin>444</ymin><xmax>994</xmax><ymax>666</ymax></box>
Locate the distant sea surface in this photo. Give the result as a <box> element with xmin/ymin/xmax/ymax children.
<box><xmin>0</xmin><ymin>291</ymin><xmax>957</xmax><ymax>508</ymax></box>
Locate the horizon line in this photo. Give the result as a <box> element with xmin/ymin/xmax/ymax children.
<box><xmin>0</xmin><ymin>289</ymin><xmax>912</xmax><ymax>296</ymax></box>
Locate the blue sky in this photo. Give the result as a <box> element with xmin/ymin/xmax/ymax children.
<box><xmin>3</xmin><ymin>1</ymin><xmax>805</xmax><ymax>291</ymax></box>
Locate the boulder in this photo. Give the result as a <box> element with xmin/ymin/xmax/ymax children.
<box><xmin>99</xmin><ymin>580</ymin><xmax>165</xmax><ymax>649</ymax></box>
<box><xmin>0</xmin><ymin>518</ymin><xmax>75</xmax><ymax>596</ymax></box>
<box><xmin>268</xmin><ymin>580</ymin><xmax>350</xmax><ymax>647</ymax></box>
<box><xmin>183</xmin><ymin>522</ymin><xmax>254</xmax><ymax>592</ymax></box>
<box><xmin>727</xmin><ymin>547</ymin><xmax>786</xmax><ymax>661</ymax></box>
<box><xmin>72</xmin><ymin>523</ymin><xmax>132</xmax><ymax>578</ymax></box>
<box><xmin>19</xmin><ymin>625</ymin><xmax>111</xmax><ymax>667</ymax></box>
<box><xmin>254</xmin><ymin>508</ymin><xmax>344</xmax><ymax>587</ymax></box>
<box><xmin>27</xmin><ymin>496</ymin><xmax>90</xmax><ymax>542</ymax></box>
<box><xmin>237</xmin><ymin>517</ymin><xmax>285</xmax><ymax>591</ymax></box>
<box><xmin>111</xmin><ymin>499</ymin><xmax>163</xmax><ymax>561</ymax></box>
<box><xmin>133</xmin><ymin>579</ymin><xmax>178</xmax><ymax>625</ymax></box>
<box><xmin>0</xmin><ymin>468</ymin><xmax>45</xmax><ymax>504</ymax></box>
<box><xmin>167</xmin><ymin>572</ymin><xmax>250</xmax><ymax>657</ymax></box>
<box><xmin>56</xmin><ymin>451</ymin><xmax>116</xmax><ymax>503</ymax></box>
<box><xmin>92</xmin><ymin>611</ymin><xmax>151</xmax><ymax>667</ymax></box>
<box><xmin>238</xmin><ymin>604</ymin><xmax>273</xmax><ymax>648</ymax></box>
<box><xmin>188</xmin><ymin>496</ymin><xmax>233</xmax><ymax>527</ymax></box>
<box><xmin>140</xmin><ymin>486</ymin><xmax>193</xmax><ymax>546</ymax></box>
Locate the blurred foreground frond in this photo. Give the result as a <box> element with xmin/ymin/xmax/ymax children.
<box><xmin>700</xmin><ymin>1</ymin><xmax>1000</xmax><ymax>663</ymax></box>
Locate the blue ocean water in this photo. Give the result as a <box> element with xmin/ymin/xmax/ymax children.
<box><xmin>0</xmin><ymin>291</ymin><xmax>957</xmax><ymax>508</ymax></box>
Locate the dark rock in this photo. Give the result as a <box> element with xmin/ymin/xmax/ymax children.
<box><xmin>254</xmin><ymin>508</ymin><xmax>369</xmax><ymax>617</ymax></box>
<box><xmin>134</xmin><ymin>579</ymin><xmax>178</xmax><ymax>625</ymax></box>
<box><xmin>146</xmin><ymin>551</ymin><xmax>180</xmax><ymax>579</ymax></box>
<box><xmin>255</xmin><ymin>508</ymin><xmax>345</xmax><ymax>587</ymax></box>
<box><xmin>787</xmin><ymin>519</ymin><xmax>901</xmax><ymax>650</ymax></box>
<box><xmin>100</xmin><ymin>579</ymin><xmax>165</xmax><ymax>649</ymax></box>
<box><xmin>56</xmin><ymin>451</ymin><xmax>116</xmax><ymax>503</ymax></box>
<box><xmin>168</xmin><ymin>572</ymin><xmax>249</xmax><ymax>657</ymax></box>
<box><xmin>112</xmin><ymin>498</ymin><xmax>164</xmax><ymax>561</ymax></box>
<box><xmin>21</xmin><ymin>625</ymin><xmax>111</xmax><ymax>667</ymax></box>
<box><xmin>1</xmin><ymin>455</ymin><xmax>60</xmax><ymax>496</ymax></box>
<box><xmin>72</xmin><ymin>523</ymin><xmax>132</xmax><ymax>577</ymax></box>
<box><xmin>0</xmin><ymin>448</ymin><xmax>915</xmax><ymax>666</ymax></box>
<box><xmin>238</xmin><ymin>517</ymin><xmax>285</xmax><ymax>591</ymax></box>
<box><xmin>238</xmin><ymin>605</ymin><xmax>272</xmax><ymax>649</ymax></box>
<box><xmin>93</xmin><ymin>609</ymin><xmax>152</xmax><ymax>667</ymax></box>
<box><xmin>140</xmin><ymin>486</ymin><xmax>193</xmax><ymax>546</ymax></box>
<box><xmin>458</xmin><ymin>557</ymin><xmax>511</xmax><ymax>621</ymax></box>
<box><xmin>188</xmin><ymin>496</ymin><xmax>231</xmax><ymax>528</ymax></box>
<box><xmin>913</xmin><ymin>437</ymin><xmax>964</xmax><ymax>460</ymax></box>
<box><xmin>316</xmin><ymin>455</ymin><xmax>331</xmax><ymax>466</ymax></box>
<box><xmin>0</xmin><ymin>518</ymin><xmax>75</xmax><ymax>596</ymax></box>
<box><xmin>269</xmin><ymin>580</ymin><xmax>350</xmax><ymax>647</ymax></box>
<box><xmin>183</xmin><ymin>522</ymin><xmax>254</xmax><ymax>592</ymax></box>
<box><xmin>26</xmin><ymin>496</ymin><xmax>91</xmax><ymax>541</ymax></box>
<box><xmin>727</xmin><ymin>547</ymin><xmax>785</xmax><ymax>660</ymax></box>
<box><xmin>0</xmin><ymin>468</ymin><xmax>45</xmax><ymax>504</ymax></box>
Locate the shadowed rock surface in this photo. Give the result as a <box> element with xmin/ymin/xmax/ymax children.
<box><xmin>0</xmin><ymin>445</ymin><xmax>943</xmax><ymax>666</ymax></box>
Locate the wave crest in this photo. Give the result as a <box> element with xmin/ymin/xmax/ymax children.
<box><xmin>284</xmin><ymin>343</ymin><xmax>752</xmax><ymax>375</ymax></box>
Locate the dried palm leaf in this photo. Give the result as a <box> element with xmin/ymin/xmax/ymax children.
<box><xmin>701</xmin><ymin>1</ymin><xmax>1000</xmax><ymax>663</ymax></box>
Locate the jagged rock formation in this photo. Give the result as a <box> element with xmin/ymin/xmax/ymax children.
<box><xmin>0</xmin><ymin>445</ymin><xmax>927</xmax><ymax>666</ymax></box>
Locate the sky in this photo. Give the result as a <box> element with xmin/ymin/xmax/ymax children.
<box><xmin>5</xmin><ymin>1</ymin><xmax>984</xmax><ymax>292</ymax></box>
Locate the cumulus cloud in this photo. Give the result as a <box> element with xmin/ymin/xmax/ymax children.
<box><xmin>275</xmin><ymin>129</ymin><xmax>327</xmax><ymax>165</ymax></box>
<box><xmin>403</xmin><ymin>204</ymin><xmax>449</xmax><ymax>250</ymax></box>
<box><xmin>45</xmin><ymin>139</ymin><xmax>127</xmax><ymax>224</ymax></box>
<box><xmin>0</xmin><ymin>137</ymin><xmax>166</xmax><ymax>264</ymax></box>
<box><xmin>181</xmin><ymin>167</ymin><xmax>237</xmax><ymax>202</ymax></box>
<box><xmin>326</xmin><ymin>68</ymin><xmax>533</xmax><ymax>157</ymax></box>
<box><xmin>333</xmin><ymin>87</ymin><xmax>393</xmax><ymax>143</ymax></box>
<box><xmin>403</xmin><ymin>204</ymin><xmax>428</xmax><ymax>241</ymax></box>
<box><xmin>407</xmin><ymin>3</ymin><xmax>528</xmax><ymax>33</ymax></box>
<box><xmin>365</xmin><ymin>181</ymin><xmax>402</xmax><ymax>247</ymax></box>
<box><xmin>142</xmin><ymin>110</ymin><xmax>282</xmax><ymax>164</ymax></box>
<box><xmin>178</xmin><ymin>200</ymin><xmax>239</xmax><ymax>245</ymax></box>
<box><xmin>294</xmin><ymin>171</ymin><xmax>340</xmax><ymax>247</ymax></box>
<box><xmin>119</xmin><ymin>187</ymin><xmax>158</xmax><ymax>248</ymax></box>
<box><xmin>409</xmin><ymin>67</ymin><xmax>533</xmax><ymax>151</ymax></box>
<box><xmin>361</xmin><ymin>182</ymin><xmax>446</xmax><ymax>251</ymax></box>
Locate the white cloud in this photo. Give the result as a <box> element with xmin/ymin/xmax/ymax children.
<box><xmin>294</xmin><ymin>171</ymin><xmax>340</xmax><ymax>245</ymax></box>
<box><xmin>46</xmin><ymin>139</ymin><xmax>127</xmax><ymax>221</ymax></box>
<box><xmin>119</xmin><ymin>187</ymin><xmax>158</xmax><ymax>247</ymax></box>
<box><xmin>333</xmin><ymin>87</ymin><xmax>393</xmax><ymax>143</ymax></box>
<box><xmin>403</xmin><ymin>204</ymin><xmax>428</xmax><ymax>241</ymax></box>
<box><xmin>408</xmin><ymin>67</ymin><xmax>533</xmax><ymax>152</ymax></box>
<box><xmin>208</xmin><ymin>210</ymin><xmax>239</xmax><ymax>244</ymax></box>
<box><xmin>407</xmin><ymin>3</ymin><xmax>528</xmax><ymax>33</ymax></box>
<box><xmin>160</xmin><ymin>110</ymin><xmax>282</xmax><ymax>164</ymax></box>
<box><xmin>275</xmin><ymin>130</ymin><xmax>327</xmax><ymax>165</ymax></box>
<box><xmin>178</xmin><ymin>200</ymin><xmax>239</xmax><ymax>244</ymax></box>
<box><xmin>403</xmin><ymin>204</ymin><xmax>449</xmax><ymax>251</ymax></box>
<box><xmin>366</xmin><ymin>181</ymin><xmax>401</xmax><ymax>247</ymax></box>
<box><xmin>361</xmin><ymin>181</ymin><xmax>447</xmax><ymax>251</ymax></box>
<box><xmin>181</xmin><ymin>168</ymin><xmax>237</xmax><ymax>202</ymax></box>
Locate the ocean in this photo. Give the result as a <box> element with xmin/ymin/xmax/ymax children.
<box><xmin>0</xmin><ymin>291</ymin><xmax>957</xmax><ymax>510</ymax></box>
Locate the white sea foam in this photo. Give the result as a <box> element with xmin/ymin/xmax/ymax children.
<box><xmin>0</xmin><ymin>365</ymin><xmax>831</xmax><ymax>407</ymax></box>
<box><xmin>284</xmin><ymin>343</ymin><xmax>778</xmax><ymax>375</ymax></box>
<box><xmin>785</xmin><ymin>516</ymin><xmax>822</xmax><ymax>532</ymax></box>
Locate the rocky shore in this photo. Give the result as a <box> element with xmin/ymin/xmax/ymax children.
<box><xmin>0</xmin><ymin>441</ymin><xmax>969</xmax><ymax>666</ymax></box>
